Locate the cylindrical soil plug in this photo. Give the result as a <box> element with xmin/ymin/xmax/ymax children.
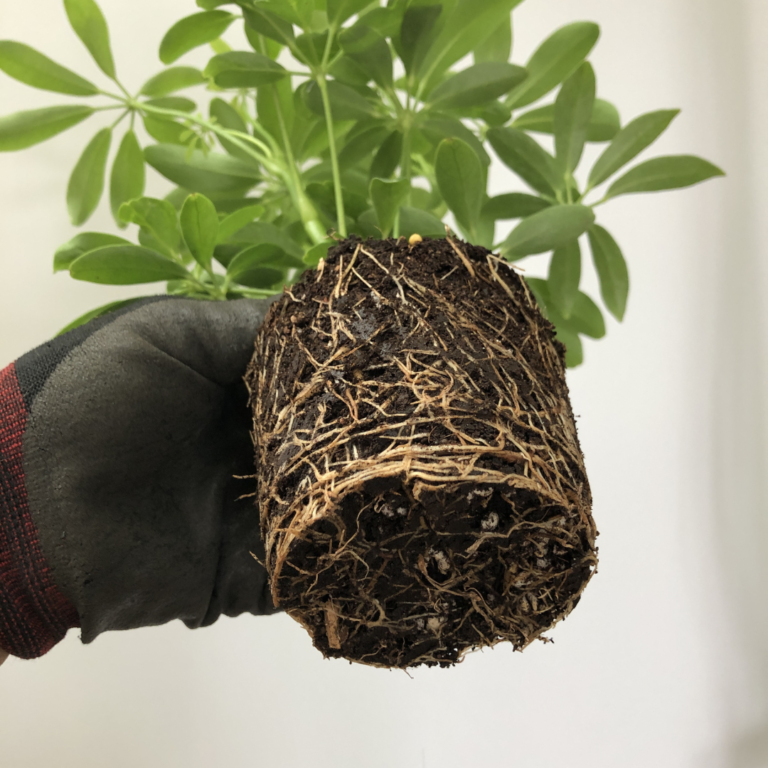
<box><xmin>246</xmin><ymin>236</ymin><xmax>597</xmax><ymax>668</ymax></box>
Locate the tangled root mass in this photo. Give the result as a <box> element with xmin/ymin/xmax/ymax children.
<box><xmin>246</xmin><ymin>236</ymin><xmax>597</xmax><ymax>669</ymax></box>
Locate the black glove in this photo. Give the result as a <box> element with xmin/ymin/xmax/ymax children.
<box><xmin>0</xmin><ymin>296</ymin><xmax>280</xmax><ymax>659</ymax></box>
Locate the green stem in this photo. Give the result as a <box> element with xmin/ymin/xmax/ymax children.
<box><xmin>254</xmin><ymin>35</ymin><xmax>325</xmax><ymax>246</ymax></box>
<box><xmin>393</xmin><ymin>119</ymin><xmax>413</xmax><ymax>239</ymax></box>
<box><xmin>273</xmin><ymin>92</ymin><xmax>325</xmax><ymax>244</ymax></box>
<box><xmin>109</xmin><ymin>110</ymin><xmax>130</xmax><ymax>130</ymax></box>
<box><xmin>93</xmin><ymin>104</ymin><xmax>125</xmax><ymax>113</ymax></box>
<box><xmin>322</xmin><ymin>25</ymin><xmax>337</xmax><ymax>68</ymax></box>
<box><xmin>112</xmin><ymin>76</ymin><xmax>133</xmax><ymax>101</ymax></box>
<box><xmin>139</xmin><ymin>103</ymin><xmax>279</xmax><ymax>173</ymax></box>
<box><xmin>316</xmin><ymin>75</ymin><xmax>347</xmax><ymax>237</ymax></box>
<box><xmin>97</xmin><ymin>88</ymin><xmax>128</xmax><ymax>101</ymax></box>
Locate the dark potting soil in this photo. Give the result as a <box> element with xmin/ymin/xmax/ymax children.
<box><xmin>246</xmin><ymin>236</ymin><xmax>597</xmax><ymax>669</ymax></box>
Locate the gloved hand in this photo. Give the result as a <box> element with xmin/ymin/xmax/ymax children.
<box><xmin>0</xmin><ymin>296</ymin><xmax>280</xmax><ymax>660</ymax></box>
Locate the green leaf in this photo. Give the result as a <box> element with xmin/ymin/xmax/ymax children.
<box><xmin>606</xmin><ymin>155</ymin><xmax>725</xmax><ymax>199</ymax></box>
<box><xmin>587</xmin><ymin>99</ymin><xmax>621</xmax><ymax>142</ymax></box>
<box><xmin>227</xmin><ymin>243</ymin><xmax>294</xmax><ymax>288</ymax></box>
<box><xmin>110</xmin><ymin>129</ymin><xmax>145</xmax><ymax>226</ymax></box>
<box><xmin>63</xmin><ymin>0</ymin><xmax>116</xmax><ymax>79</ymax></box>
<box><xmin>355</xmin><ymin>6</ymin><xmax>404</xmax><ymax>38</ymax></box>
<box><xmin>56</xmin><ymin>298</ymin><xmax>148</xmax><ymax>337</ymax></box>
<box><xmin>473</xmin><ymin>15</ymin><xmax>512</xmax><ymax>64</ymax></box>
<box><xmin>208</xmin><ymin>97</ymin><xmax>253</xmax><ymax>160</ymax></box>
<box><xmin>417</xmin><ymin>0</ymin><xmax>524</xmax><ymax>90</ymax></box>
<box><xmin>70</xmin><ymin>245</ymin><xmax>189</xmax><ymax>284</ymax></box>
<box><xmin>527</xmin><ymin>278</ymin><xmax>585</xmax><ymax>367</ymax></box>
<box><xmin>231</xmin><ymin>266</ymin><xmax>285</xmax><ymax>289</ymax></box>
<box><xmin>228</xmin><ymin>242</ymin><xmax>301</xmax><ymax>274</ymax></box>
<box><xmin>0</xmin><ymin>105</ymin><xmax>94</xmax><ymax>152</ymax></box>
<box><xmin>553</xmin><ymin>324</ymin><xmax>583</xmax><ymax>367</ymax></box>
<box><xmin>327</xmin><ymin>0</ymin><xmax>373</xmax><ymax>28</ymax></box>
<box><xmin>230</xmin><ymin>221</ymin><xmax>303</xmax><ymax>258</ymax></box>
<box><xmin>204</xmin><ymin>51</ymin><xmax>288</xmax><ymax>88</ymax></box>
<box><xmin>548</xmin><ymin>239</ymin><xmax>581</xmax><ymax>318</ymax></box>
<box><xmin>501</xmin><ymin>204</ymin><xmax>595</xmax><ymax>259</ymax></box>
<box><xmin>568</xmin><ymin>291</ymin><xmax>605</xmax><ymax>338</ymax></box>
<box><xmin>303</xmin><ymin>240</ymin><xmax>333</xmax><ymax>266</ymax></box>
<box><xmin>487</xmin><ymin>126</ymin><xmax>560</xmax><ymax>196</ymax></box>
<box><xmin>338</xmin><ymin>25</ymin><xmax>393</xmax><ymax>88</ymax></box>
<box><xmin>512</xmin><ymin>98</ymin><xmax>620</xmax><ymax>143</ymax></box>
<box><xmin>468</xmin><ymin>100</ymin><xmax>512</xmax><ymax>127</ymax></box>
<box><xmin>118</xmin><ymin>197</ymin><xmax>180</xmax><ymax>256</ymax></box>
<box><xmin>0</xmin><ymin>41</ymin><xmax>98</xmax><ymax>95</ymax></box>
<box><xmin>396</xmin><ymin>4</ymin><xmax>442</xmax><ymax>76</ymax></box>
<box><xmin>482</xmin><ymin>193</ymin><xmax>550</xmax><ymax>220</ymax></box>
<box><xmin>67</xmin><ymin>127</ymin><xmax>111</xmax><ymax>226</ymax></box>
<box><xmin>370</xmin><ymin>130</ymin><xmax>402</xmax><ymax>180</ymax></box>
<box><xmin>420</xmin><ymin>117</ymin><xmax>490</xmax><ymax>166</ymax></box>
<box><xmin>144</xmin><ymin>96</ymin><xmax>196</xmax><ymax>113</ymax></box>
<box><xmin>370</xmin><ymin>178</ymin><xmax>410</xmax><ymax>238</ymax></box>
<box><xmin>54</xmin><ymin>231</ymin><xmax>131</xmax><ymax>273</ymax></box>
<box><xmin>180</xmin><ymin>193</ymin><xmax>219</xmax><ymax>272</ymax></box>
<box><xmin>197</xmin><ymin>0</ymin><xmax>237</xmax><ymax>8</ymax></box>
<box><xmin>243</xmin><ymin>6</ymin><xmax>295</xmax><ymax>48</ymax></box>
<box><xmin>159</xmin><ymin>11</ymin><xmax>237</xmax><ymax>65</ymax></box>
<box><xmin>475</xmin><ymin>210</ymin><xmax>495</xmax><ymax>250</ymax></box>
<box><xmin>428</xmin><ymin>62</ymin><xmax>527</xmax><ymax>110</ymax></box>
<box><xmin>253</xmin><ymin>0</ymin><xmax>315</xmax><ymax>29</ymax></box>
<box><xmin>554</xmin><ymin>62</ymin><xmax>595</xmax><ymax>174</ymax></box>
<box><xmin>256</xmin><ymin>79</ymin><xmax>294</xmax><ymax>144</ymax></box>
<box><xmin>218</xmin><ymin>204</ymin><xmax>265</xmax><ymax>242</ymax></box>
<box><xmin>531</xmin><ymin>277</ymin><xmax>604</xmax><ymax>347</ymax></box>
<box><xmin>399</xmin><ymin>206</ymin><xmax>446</xmax><ymax>238</ymax></box>
<box><xmin>586</xmin><ymin>99</ymin><xmax>621</xmax><ymax>142</ymax></box>
<box><xmin>435</xmin><ymin>138</ymin><xmax>484</xmax><ymax>237</ymax></box>
<box><xmin>144</xmin><ymin>144</ymin><xmax>261</xmax><ymax>197</ymax></box>
<box><xmin>142</xmin><ymin>115</ymin><xmax>187</xmax><ymax>145</ymax></box>
<box><xmin>295</xmin><ymin>31</ymin><xmax>334</xmax><ymax>66</ymax></box>
<box><xmin>587</xmin><ymin>224</ymin><xmax>629</xmax><ymax>320</ymax></box>
<box><xmin>140</xmin><ymin>66</ymin><xmax>206</xmax><ymax>96</ymax></box>
<box><xmin>338</xmin><ymin>122</ymin><xmax>390</xmax><ymax>168</ymax></box>
<box><xmin>506</xmin><ymin>22</ymin><xmax>600</xmax><ymax>109</ymax></box>
<box><xmin>588</xmin><ymin>109</ymin><xmax>680</xmax><ymax>188</ymax></box>
<box><xmin>303</xmin><ymin>80</ymin><xmax>378</xmax><ymax>121</ymax></box>
<box><xmin>209</xmin><ymin>99</ymin><xmax>248</xmax><ymax>133</ymax></box>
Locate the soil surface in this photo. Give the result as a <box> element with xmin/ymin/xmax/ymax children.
<box><xmin>246</xmin><ymin>236</ymin><xmax>597</xmax><ymax>668</ymax></box>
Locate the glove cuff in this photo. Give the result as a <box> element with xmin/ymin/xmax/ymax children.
<box><xmin>0</xmin><ymin>363</ymin><xmax>79</xmax><ymax>659</ymax></box>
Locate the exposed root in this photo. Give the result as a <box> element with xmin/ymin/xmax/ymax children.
<box><xmin>246</xmin><ymin>237</ymin><xmax>597</xmax><ymax>669</ymax></box>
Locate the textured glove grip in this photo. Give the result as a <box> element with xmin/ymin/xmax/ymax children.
<box><xmin>0</xmin><ymin>363</ymin><xmax>79</xmax><ymax>659</ymax></box>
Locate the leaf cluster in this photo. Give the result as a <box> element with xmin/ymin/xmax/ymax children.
<box><xmin>0</xmin><ymin>0</ymin><xmax>724</xmax><ymax>364</ymax></box>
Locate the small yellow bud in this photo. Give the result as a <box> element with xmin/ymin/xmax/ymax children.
<box><xmin>408</xmin><ymin>233</ymin><xmax>423</xmax><ymax>246</ymax></box>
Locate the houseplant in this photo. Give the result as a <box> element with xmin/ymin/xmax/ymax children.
<box><xmin>0</xmin><ymin>0</ymin><xmax>723</xmax><ymax>667</ymax></box>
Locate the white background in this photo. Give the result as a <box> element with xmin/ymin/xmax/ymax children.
<box><xmin>0</xmin><ymin>1</ymin><xmax>764</xmax><ymax>766</ymax></box>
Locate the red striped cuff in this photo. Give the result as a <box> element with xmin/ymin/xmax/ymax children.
<box><xmin>0</xmin><ymin>362</ymin><xmax>79</xmax><ymax>659</ymax></box>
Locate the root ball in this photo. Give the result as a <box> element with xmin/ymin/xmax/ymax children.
<box><xmin>246</xmin><ymin>236</ymin><xmax>597</xmax><ymax>668</ymax></box>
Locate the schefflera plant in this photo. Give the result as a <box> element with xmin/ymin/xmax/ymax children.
<box><xmin>0</xmin><ymin>0</ymin><xmax>724</xmax><ymax>364</ymax></box>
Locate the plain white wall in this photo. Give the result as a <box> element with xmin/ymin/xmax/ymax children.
<box><xmin>0</xmin><ymin>1</ymin><xmax>760</xmax><ymax>766</ymax></box>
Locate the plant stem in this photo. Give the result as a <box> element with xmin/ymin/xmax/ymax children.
<box><xmin>109</xmin><ymin>110</ymin><xmax>130</xmax><ymax>130</ymax></box>
<box><xmin>273</xmin><ymin>96</ymin><xmax>326</xmax><ymax>244</ymax></box>
<box><xmin>139</xmin><ymin>103</ymin><xmax>278</xmax><ymax>171</ymax></box>
<box><xmin>316</xmin><ymin>75</ymin><xmax>347</xmax><ymax>237</ymax></box>
<box><xmin>253</xmin><ymin>35</ymin><xmax>326</xmax><ymax>246</ymax></box>
<box><xmin>97</xmin><ymin>88</ymin><xmax>128</xmax><ymax>101</ymax></box>
<box><xmin>111</xmin><ymin>76</ymin><xmax>133</xmax><ymax>101</ymax></box>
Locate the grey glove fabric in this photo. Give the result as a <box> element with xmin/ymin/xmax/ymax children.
<box><xmin>16</xmin><ymin>296</ymin><xmax>280</xmax><ymax>649</ymax></box>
